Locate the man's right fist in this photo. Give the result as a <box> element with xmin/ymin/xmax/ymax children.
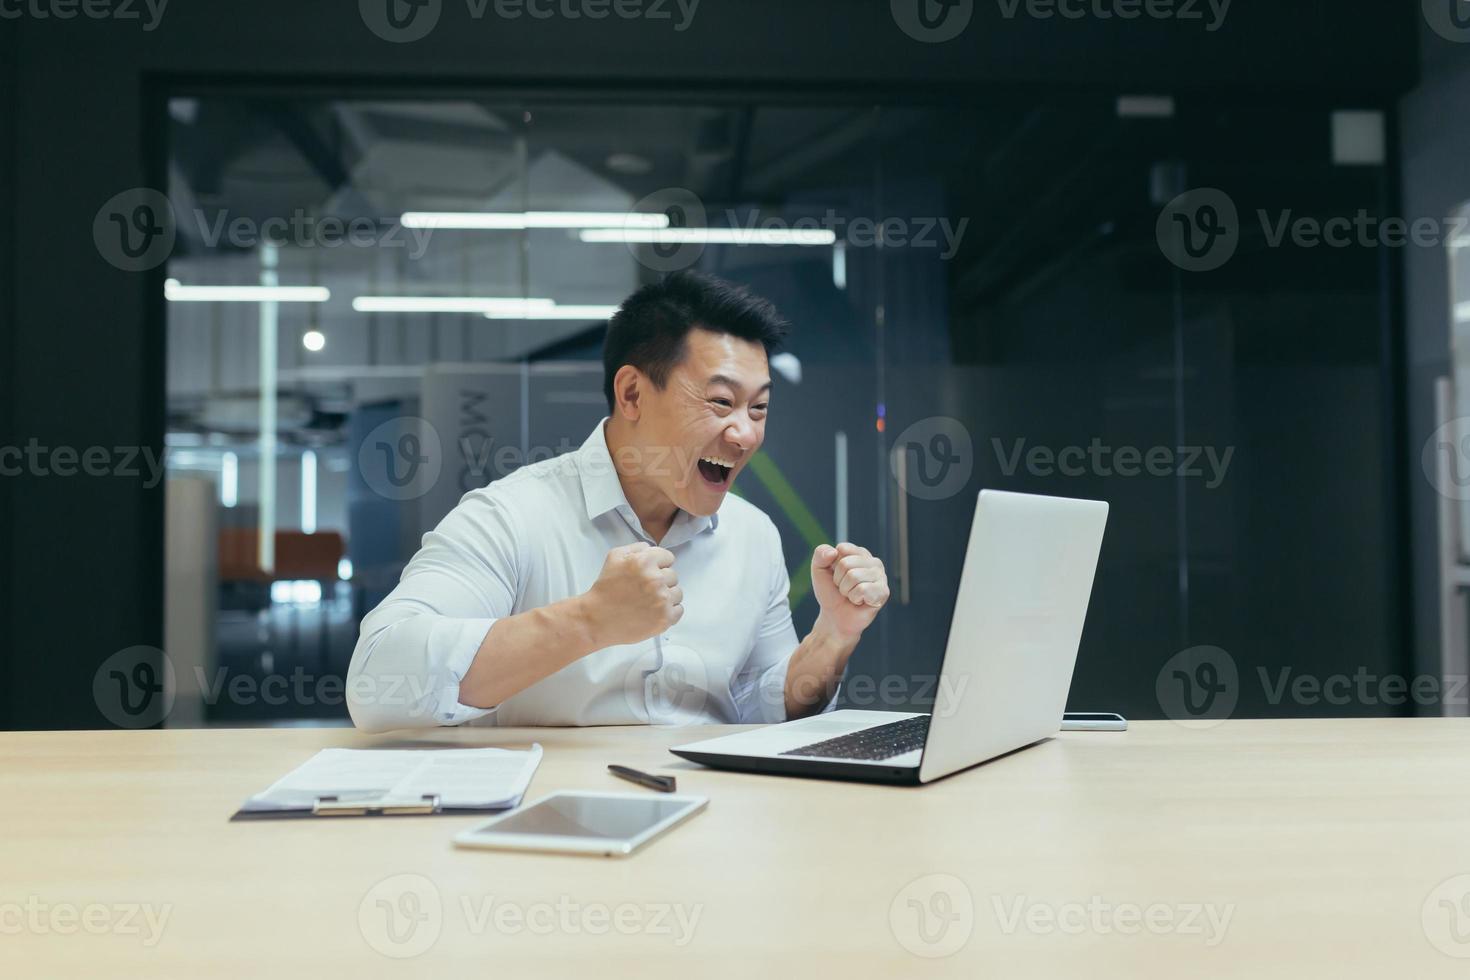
<box><xmin>582</xmin><ymin>542</ymin><xmax>682</xmax><ymax>647</ymax></box>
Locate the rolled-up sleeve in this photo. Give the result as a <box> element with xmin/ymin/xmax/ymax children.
<box><xmin>729</xmin><ymin>521</ymin><xmax>839</xmax><ymax>723</ymax></box>
<box><xmin>346</xmin><ymin>491</ymin><xmax>520</xmax><ymax>733</ymax></box>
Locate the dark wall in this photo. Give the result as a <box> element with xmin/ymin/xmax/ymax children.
<box><xmin>0</xmin><ymin>2</ymin><xmax>1419</xmax><ymax>728</ymax></box>
<box><xmin>1</xmin><ymin>22</ymin><xmax>14</xmax><ymax>727</ymax></box>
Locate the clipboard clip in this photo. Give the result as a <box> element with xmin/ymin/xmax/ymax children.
<box><xmin>312</xmin><ymin>793</ymin><xmax>442</xmax><ymax>817</ymax></box>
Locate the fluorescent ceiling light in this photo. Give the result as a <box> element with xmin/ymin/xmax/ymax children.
<box><xmin>165</xmin><ymin>279</ymin><xmax>329</xmax><ymax>302</ymax></box>
<box><xmin>400</xmin><ymin>211</ymin><xmax>671</xmax><ymax>230</ymax></box>
<box><xmin>1457</xmin><ymin>301</ymin><xmax>1470</xmax><ymax>323</ymax></box>
<box><xmin>352</xmin><ymin>296</ymin><xmax>556</xmax><ymax>314</ymax></box>
<box><xmin>485</xmin><ymin>304</ymin><xmax>620</xmax><ymax>320</ymax></box>
<box><xmin>578</xmin><ymin>228</ymin><xmax>837</xmax><ymax>246</ymax></box>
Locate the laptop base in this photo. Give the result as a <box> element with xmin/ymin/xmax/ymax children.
<box><xmin>668</xmin><ymin>747</ymin><xmax>923</xmax><ymax>785</ymax></box>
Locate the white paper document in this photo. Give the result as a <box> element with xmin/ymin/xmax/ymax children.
<box><xmin>239</xmin><ymin>745</ymin><xmax>543</xmax><ymax>813</ymax></box>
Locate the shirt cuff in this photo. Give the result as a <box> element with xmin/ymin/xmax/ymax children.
<box><xmin>751</xmin><ymin>654</ymin><xmax>841</xmax><ymax>723</ymax></box>
<box><xmin>434</xmin><ymin>617</ymin><xmax>498</xmax><ymax>726</ymax></box>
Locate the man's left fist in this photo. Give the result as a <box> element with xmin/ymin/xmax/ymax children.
<box><xmin>811</xmin><ymin>543</ymin><xmax>890</xmax><ymax>639</ymax></box>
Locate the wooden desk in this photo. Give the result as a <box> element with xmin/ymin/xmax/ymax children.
<box><xmin>5</xmin><ymin>719</ymin><xmax>1470</xmax><ymax>978</ymax></box>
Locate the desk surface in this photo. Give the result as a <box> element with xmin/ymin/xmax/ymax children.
<box><xmin>5</xmin><ymin>719</ymin><xmax>1470</xmax><ymax>978</ymax></box>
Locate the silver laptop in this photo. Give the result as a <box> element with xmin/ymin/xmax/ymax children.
<box><xmin>670</xmin><ymin>489</ymin><xmax>1109</xmax><ymax>785</ymax></box>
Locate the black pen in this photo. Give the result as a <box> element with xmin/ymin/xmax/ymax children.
<box><xmin>608</xmin><ymin>765</ymin><xmax>677</xmax><ymax>793</ymax></box>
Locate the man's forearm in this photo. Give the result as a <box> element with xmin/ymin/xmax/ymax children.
<box><xmin>783</xmin><ymin>613</ymin><xmax>860</xmax><ymax>719</ymax></box>
<box><xmin>457</xmin><ymin>596</ymin><xmax>602</xmax><ymax>709</ymax></box>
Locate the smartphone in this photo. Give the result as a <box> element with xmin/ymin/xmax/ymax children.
<box><xmin>1061</xmin><ymin>712</ymin><xmax>1128</xmax><ymax>731</ymax></box>
<box><xmin>453</xmin><ymin>790</ymin><xmax>708</xmax><ymax>857</ymax></box>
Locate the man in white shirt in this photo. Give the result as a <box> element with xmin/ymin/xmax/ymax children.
<box><xmin>347</xmin><ymin>271</ymin><xmax>890</xmax><ymax>732</ymax></box>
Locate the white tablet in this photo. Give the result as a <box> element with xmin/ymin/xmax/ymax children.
<box><xmin>453</xmin><ymin>790</ymin><xmax>708</xmax><ymax>857</ymax></box>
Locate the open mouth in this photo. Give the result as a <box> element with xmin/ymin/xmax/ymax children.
<box><xmin>697</xmin><ymin>455</ymin><xmax>735</xmax><ymax>487</ymax></box>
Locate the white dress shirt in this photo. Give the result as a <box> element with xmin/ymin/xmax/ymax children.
<box><xmin>346</xmin><ymin>419</ymin><xmax>815</xmax><ymax>732</ymax></box>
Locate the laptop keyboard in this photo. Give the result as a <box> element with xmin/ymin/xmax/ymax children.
<box><xmin>779</xmin><ymin>715</ymin><xmax>931</xmax><ymax>761</ymax></box>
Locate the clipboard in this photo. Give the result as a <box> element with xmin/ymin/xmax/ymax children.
<box><xmin>229</xmin><ymin>744</ymin><xmax>543</xmax><ymax>821</ymax></box>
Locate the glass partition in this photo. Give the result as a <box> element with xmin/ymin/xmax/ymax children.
<box><xmin>162</xmin><ymin>94</ymin><xmax>1397</xmax><ymax>724</ymax></box>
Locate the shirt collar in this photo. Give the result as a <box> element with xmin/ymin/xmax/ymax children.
<box><xmin>576</xmin><ymin>419</ymin><xmax>720</xmax><ymax>536</ymax></box>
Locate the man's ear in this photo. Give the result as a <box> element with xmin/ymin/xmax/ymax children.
<box><xmin>612</xmin><ymin>364</ymin><xmax>645</xmax><ymax>421</ymax></box>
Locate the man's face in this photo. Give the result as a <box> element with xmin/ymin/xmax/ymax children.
<box><xmin>634</xmin><ymin>327</ymin><xmax>771</xmax><ymax>517</ymax></box>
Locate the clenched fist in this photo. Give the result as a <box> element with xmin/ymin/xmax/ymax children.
<box><xmin>811</xmin><ymin>542</ymin><xmax>890</xmax><ymax>640</ymax></box>
<box><xmin>582</xmin><ymin>542</ymin><xmax>683</xmax><ymax>647</ymax></box>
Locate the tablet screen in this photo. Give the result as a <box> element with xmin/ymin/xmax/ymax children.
<box><xmin>486</xmin><ymin>793</ymin><xmax>694</xmax><ymax>841</ymax></box>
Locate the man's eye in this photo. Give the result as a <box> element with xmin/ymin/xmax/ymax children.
<box><xmin>753</xmin><ymin>404</ymin><xmax>769</xmax><ymax>414</ymax></box>
<box><xmin>710</xmin><ymin>398</ymin><xmax>732</xmax><ymax>408</ymax></box>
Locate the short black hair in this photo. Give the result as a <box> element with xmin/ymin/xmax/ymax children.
<box><xmin>602</xmin><ymin>271</ymin><xmax>789</xmax><ymax>410</ymax></box>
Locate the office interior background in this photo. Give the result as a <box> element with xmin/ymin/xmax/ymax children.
<box><xmin>3</xmin><ymin>0</ymin><xmax>1468</xmax><ymax>731</ymax></box>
